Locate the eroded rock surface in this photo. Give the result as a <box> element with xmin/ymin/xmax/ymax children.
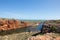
<box><xmin>0</xmin><ymin>18</ymin><xmax>28</xmax><ymax>31</ymax></box>
<box><xmin>28</xmin><ymin>33</ymin><xmax>60</xmax><ymax>40</ymax></box>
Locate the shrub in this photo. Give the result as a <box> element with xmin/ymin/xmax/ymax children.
<box><xmin>50</xmin><ymin>26</ymin><xmax>56</xmax><ymax>32</ymax></box>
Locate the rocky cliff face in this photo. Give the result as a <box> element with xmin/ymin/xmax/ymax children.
<box><xmin>41</xmin><ymin>20</ymin><xmax>60</xmax><ymax>33</ymax></box>
<box><xmin>0</xmin><ymin>18</ymin><xmax>28</xmax><ymax>31</ymax></box>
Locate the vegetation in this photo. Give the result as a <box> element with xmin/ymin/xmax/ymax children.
<box><xmin>50</xmin><ymin>26</ymin><xmax>56</xmax><ymax>32</ymax></box>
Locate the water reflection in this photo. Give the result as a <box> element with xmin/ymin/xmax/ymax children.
<box><xmin>26</xmin><ymin>22</ymin><xmax>44</xmax><ymax>32</ymax></box>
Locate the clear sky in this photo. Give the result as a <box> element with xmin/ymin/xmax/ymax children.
<box><xmin>0</xmin><ymin>0</ymin><xmax>60</xmax><ymax>20</ymax></box>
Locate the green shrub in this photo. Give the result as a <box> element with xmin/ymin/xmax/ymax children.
<box><xmin>50</xmin><ymin>26</ymin><xmax>56</xmax><ymax>32</ymax></box>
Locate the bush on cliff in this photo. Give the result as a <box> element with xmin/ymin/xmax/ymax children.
<box><xmin>50</xmin><ymin>26</ymin><xmax>56</xmax><ymax>32</ymax></box>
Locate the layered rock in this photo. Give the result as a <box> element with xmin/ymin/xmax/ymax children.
<box><xmin>0</xmin><ymin>18</ymin><xmax>28</xmax><ymax>31</ymax></box>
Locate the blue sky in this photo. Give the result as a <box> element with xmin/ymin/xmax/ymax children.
<box><xmin>0</xmin><ymin>0</ymin><xmax>60</xmax><ymax>20</ymax></box>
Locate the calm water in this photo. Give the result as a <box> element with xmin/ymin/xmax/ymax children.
<box><xmin>36</xmin><ymin>22</ymin><xmax>44</xmax><ymax>31</ymax></box>
<box><xmin>26</xmin><ymin>22</ymin><xmax>44</xmax><ymax>32</ymax></box>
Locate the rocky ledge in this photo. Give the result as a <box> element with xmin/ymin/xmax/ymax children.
<box><xmin>28</xmin><ymin>33</ymin><xmax>60</xmax><ymax>40</ymax></box>
<box><xmin>0</xmin><ymin>18</ymin><xmax>28</xmax><ymax>31</ymax></box>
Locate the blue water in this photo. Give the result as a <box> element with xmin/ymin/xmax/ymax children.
<box><xmin>36</xmin><ymin>22</ymin><xmax>44</xmax><ymax>31</ymax></box>
<box><xmin>26</xmin><ymin>22</ymin><xmax>45</xmax><ymax>32</ymax></box>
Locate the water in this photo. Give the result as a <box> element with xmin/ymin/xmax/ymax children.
<box><xmin>36</xmin><ymin>22</ymin><xmax>44</xmax><ymax>31</ymax></box>
<box><xmin>26</xmin><ymin>22</ymin><xmax>45</xmax><ymax>32</ymax></box>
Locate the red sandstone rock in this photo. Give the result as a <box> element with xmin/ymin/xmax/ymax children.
<box><xmin>0</xmin><ymin>18</ymin><xmax>28</xmax><ymax>31</ymax></box>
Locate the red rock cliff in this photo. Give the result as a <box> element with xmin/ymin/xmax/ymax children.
<box><xmin>0</xmin><ymin>18</ymin><xmax>28</xmax><ymax>31</ymax></box>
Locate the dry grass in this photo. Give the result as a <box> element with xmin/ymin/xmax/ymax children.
<box><xmin>0</xmin><ymin>32</ymin><xmax>35</xmax><ymax>40</ymax></box>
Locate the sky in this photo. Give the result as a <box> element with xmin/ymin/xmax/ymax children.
<box><xmin>0</xmin><ymin>0</ymin><xmax>60</xmax><ymax>20</ymax></box>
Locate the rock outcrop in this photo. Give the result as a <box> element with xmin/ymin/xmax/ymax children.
<box><xmin>28</xmin><ymin>33</ymin><xmax>60</xmax><ymax>40</ymax></box>
<box><xmin>41</xmin><ymin>20</ymin><xmax>60</xmax><ymax>33</ymax></box>
<box><xmin>0</xmin><ymin>18</ymin><xmax>28</xmax><ymax>31</ymax></box>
